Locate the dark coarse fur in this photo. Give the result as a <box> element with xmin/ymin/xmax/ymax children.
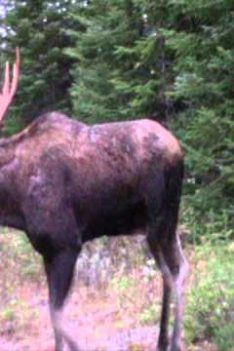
<box><xmin>0</xmin><ymin>111</ymin><xmax>188</xmax><ymax>351</ymax></box>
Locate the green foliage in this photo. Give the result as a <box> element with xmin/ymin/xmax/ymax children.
<box><xmin>0</xmin><ymin>0</ymin><xmax>76</xmax><ymax>132</ymax></box>
<box><xmin>0</xmin><ymin>229</ymin><xmax>43</xmax><ymax>337</ymax></box>
<box><xmin>0</xmin><ymin>298</ymin><xmax>39</xmax><ymax>335</ymax></box>
<box><xmin>215</xmin><ymin>324</ymin><xmax>234</xmax><ymax>351</ymax></box>
<box><xmin>170</xmin><ymin>0</ymin><xmax>234</xmax><ymax>237</ymax></box>
<box><xmin>0</xmin><ymin>229</ymin><xmax>42</xmax><ymax>287</ymax></box>
<box><xmin>112</xmin><ymin>276</ymin><xmax>136</xmax><ymax>293</ymax></box>
<box><xmin>67</xmin><ymin>0</ymin><xmax>144</xmax><ymax>122</ymax></box>
<box><xmin>0</xmin><ymin>0</ymin><xmax>233</xmax><ymax>237</ymax></box>
<box><xmin>185</xmin><ymin>243</ymin><xmax>234</xmax><ymax>350</ymax></box>
<box><xmin>140</xmin><ymin>305</ymin><xmax>159</xmax><ymax>325</ymax></box>
<box><xmin>182</xmin><ymin>199</ymin><xmax>233</xmax><ymax>243</ymax></box>
<box><xmin>67</xmin><ymin>0</ymin><xmax>234</xmax><ymax>239</ymax></box>
<box><xmin>67</xmin><ymin>0</ymin><xmax>181</xmax><ymax>122</ymax></box>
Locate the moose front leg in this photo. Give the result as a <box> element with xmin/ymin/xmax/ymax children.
<box><xmin>23</xmin><ymin>156</ymin><xmax>84</xmax><ymax>349</ymax></box>
<box><xmin>43</xmin><ymin>248</ymin><xmax>80</xmax><ymax>351</ymax></box>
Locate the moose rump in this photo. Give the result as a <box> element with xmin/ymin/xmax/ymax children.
<box><xmin>23</xmin><ymin>115</ymin><xmax>183</xmax><ymax>245</ymax></box>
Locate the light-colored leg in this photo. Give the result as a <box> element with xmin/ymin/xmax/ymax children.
<box><xmin>157</xmin><ymin>251</ymin><xmax>173</xmax><ymax>351</ymax></box>
<box><xmin>170</xmin><ymin>235</ymin><xmax>189</xmax><ymax>351</ymax></box>
<box><xmin>148</xmin><ymin>237</ymin><xmax>173</xmax><ymax>351</ymax></box>
<box><xmin>44</xmin><ymin>249</ymin><xmax>80</xmax><ymax>351</ymax></box>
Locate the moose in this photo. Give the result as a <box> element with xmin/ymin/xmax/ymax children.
<box><xmin>0</xmin><ymin>49</ymin><xmax>188</xmax><ymax>351</ymax></box>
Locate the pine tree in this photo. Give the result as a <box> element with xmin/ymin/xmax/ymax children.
<box><xmin>163</xmin><ymin>0</ymin><xmax>234</xmax><ymax>235</ymax></box>
<box><xmin>68</xmin><ymin>0</ymin><xmax>182</xmax><ymax>123</ymax></box>
<box><xmin>1</xmin><ymin>0</ymin><xmax>76</xmax><ymax>132</ymax></box>
<box><xmin>68</xmin><ymin>0</ymin><xmax>234</xmax><ymax>235</ymax></box>
<box><xmin>67</xmin><ymin>0</ymin><xmax>146</xmax><ymax>123</ymax></box>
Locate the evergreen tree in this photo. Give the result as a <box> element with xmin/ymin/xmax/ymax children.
<box><xmin>1</xmin><ymin>0</ymin><xmax>233</xmax><ymax>235</ymax></box>
<box><xmin>164</xmin><ymin>0</ymin><xmax>234</xmax><ymax>235</ymax></box>
<box><xmin>0</xmin><ymin>0</ymin><xmax>76</xmax><ymax>132</ymax></box>
<box><xmin>68</xmin><ymin>0</ymin><xmax>234</xmax><ymax>235</ymax></box>
<box><xmin>67</xmin><ymin>0</ymin><xmax>185</xmax><ymax>123</ymax></box>
<box><xmin>67</xmin><ymin>0</ymin><xmax>148</xmax><ymax>123</ymax></box>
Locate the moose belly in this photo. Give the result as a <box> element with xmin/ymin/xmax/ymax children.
<box><xmin>74</xmin><ymin>198</ymin><xmax>147</xmax><ymax>242</ymax></box>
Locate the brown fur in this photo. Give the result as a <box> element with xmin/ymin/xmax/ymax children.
<box><xmin>0</xmin><ymin>111</ymin><xmax>187</xmax><ymax>351</ymax></box>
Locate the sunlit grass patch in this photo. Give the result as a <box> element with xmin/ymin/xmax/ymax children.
<box><xmin>0</xmin><ymin>298</ymin><xmax>39</xmax><ymax>336</ymax></box>
<box><xmin>185</xmin><ymin>242</ymin><xmax>234</xmax><ymax>351</ymax></box>
<box><xmin>0</xmin><ymin>229</ymin><xmax>44</xmax><ymax>308</ymax></box>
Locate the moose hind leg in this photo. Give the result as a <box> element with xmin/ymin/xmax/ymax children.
<box><xmin>148</xmin><ymin>231</ymin><xmax>189</xmax><ymax>351</ymax></box>
<box><xmin>168</xmin><ymin>235</ymin><xmax>189</xmax><ymax>351</ymax></box>
<box><xmin>147</xmin><ymin>234</ymin><xmax>173</xmax><ymax>351</ymax></box>
<box><xmin>158</xmin><ymin>233</ymin><xmax>188</xmax><ymax>351</ymax></box>
<box><xmin>43</xmin><ymin>248</ymin><xmax>80</xmax><ymax>351</ymax></box>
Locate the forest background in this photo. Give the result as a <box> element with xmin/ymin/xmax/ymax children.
<box><xmin>0</xmin><ymin>1</ymin><xmax>233</xmax><ymax>350</ymax></box>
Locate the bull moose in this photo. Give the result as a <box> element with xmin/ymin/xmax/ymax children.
<box><xmin>0</xmin><ymin>49</ymin><xmax>188</xmax><ymax>351</ymax></box>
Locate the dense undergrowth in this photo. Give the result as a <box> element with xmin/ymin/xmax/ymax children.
<box><xmin>185</xmin><ymin>242</ymin><xmax>234</xmax><ymax>351</ymax></box>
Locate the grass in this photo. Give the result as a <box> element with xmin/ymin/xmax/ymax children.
<box><xmin>0</xmin><ymin>230</ymin><xmax>43</xmax><ymax>337</ymax></box>
<box><xmin>185</xmin><ymin>241</ymin><xmax>234</xmax><ymax>351</ymax></box>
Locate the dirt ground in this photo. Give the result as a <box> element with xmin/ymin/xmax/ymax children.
<box><xmin>0</xmin><ymin>279</ymin><xmax>159</xmax><ymax>351</ymax></box>
<box><xmin>0</xmin><ymin>280</ymin><xmax>218</xmax><ymax>351</ymax></box>
<box><xmin>0</xmin><ymin>233</ymin><xmax>219</xmax><ymax>351</ymax></box>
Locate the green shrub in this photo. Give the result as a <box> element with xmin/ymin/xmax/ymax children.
<box><xmin>185</xmin><ymin>243</ymin><xmax>234</xmax><ymax>350</ymax></box>
<box><xmin>140</xmin><ymin>305</ymin><xmax>159</xmax><ymax>325</ymax></box>
<box><xmin>215</xmin><ymin>323</ymin><xmax>234</xmax><ymax>351</ymax></box>
<box><xmin>181</xmin><ymin>198</ymin><xmax>233</xmax><ymax>243</ymax></box>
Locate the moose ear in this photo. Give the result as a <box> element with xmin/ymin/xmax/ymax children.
<box><xmin>0</xmin><ymin>47</ymin><xmax>20</xmax><ymax>128</ymax></box>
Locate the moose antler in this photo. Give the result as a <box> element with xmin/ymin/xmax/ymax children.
<box><xmin>0</xmin><ymin>48</ymin><xmax>20</xmax><ymax>127</ymax></box>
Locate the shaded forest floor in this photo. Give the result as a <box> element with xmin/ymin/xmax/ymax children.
<box><xmin>0</xmin><ymin>229</ymin><xmax>231</xmax><ymax>351</ymax></box>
